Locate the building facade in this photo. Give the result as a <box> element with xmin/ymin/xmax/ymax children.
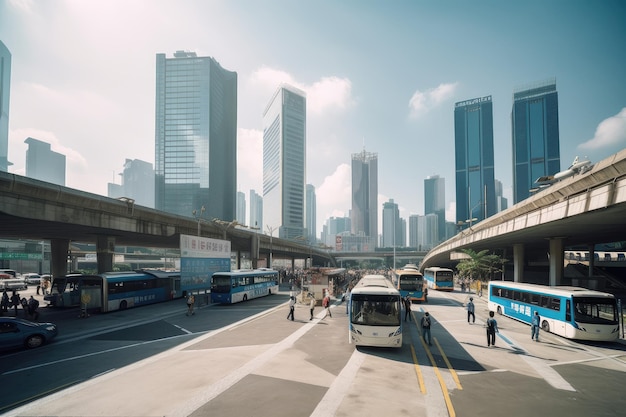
<box><xmin>108</xmin><ymin>159</ymin><xmax>155</xmax><ymax>208</ymax></box>
<box><xmin>512</xmin><ymin>79</ymin><xmax>560</xmax><ymax>203</ymax></box>
<box><xmin>321</xmin><ymin>216</ymin><xmax>351</xmax><ymax>249</ymax></box>
<box><xmin>382</xmin><ymin>199</ymin><xmax>403</xmax><ymax>248</ymax></box>
<box><xmin>351</xmin><ymin>149</ymin><xmax>378</xmax><ymax>244</ymax></box>
<box><xmin>424</xmin><ymin>175</ymin><xmax>445</xmax><ymax>243</ymax></box>
<box><xmin>454</xmin><ymin>95</ymin><xmax>496</xmax><ymax>227</ymax></box>
<box><xmin>306</xmin><ymin>184</ymin><xmax>316</xmax><ymax>243</ymax></box>
<box><xmin>155</xmin><ymin>51</ymin><xmax>237</xmax><ymax>220</ymax></box>
<box><xmin>249</xmin><ymin>189</ymin><xmax>263</xmax><ymax>231</ymax></box>
<box><xmin>0</xmin><ymin>41</ymin><xmax>11</xmax><ymax>172</ymax></box>
<box><xmin>24</xmin><ymin>137</ymin><xmax>66</xmax><ymax>186</ymax></box>
<box><xmin>236</xmin><ymin>191</ymin><xmax>246</xmax><ymax>226</ymax></box>
<box><xmin>262</xmin><ymin>84</ymin><xmax>307</xmax><ymax>240</ymax></box>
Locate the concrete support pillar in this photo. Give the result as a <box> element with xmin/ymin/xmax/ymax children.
<box><xmin>251</xmin><ymin>235</ymin><xmax>259</xmax><ymax>269</ymax></box>
<box><xmin>50</xmin><ymin>239</ymin><xmax>70</xmax><ymax>278</ymax></box>
<box><xmin>549</xmin><ymin>238</ymin><xmax>564</xmax><ymax>286</ymax></box>
<box><xmin>587</xmin><ymin>243</ymin><xmax>595</xmax><ymax>278</ymax></box>
<box><xmin>513</xmin><ymin>244</ymin><xmax>524</xmax><ymax>282</ymax></box>
<box><xmin>96</xmin><ymin>235</ymin><xmax>115</xmax><ymax>274</ymax></box>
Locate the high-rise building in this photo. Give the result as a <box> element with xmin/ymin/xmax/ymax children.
<box><xmin>24</xmin><ymin>137</ymin><xmax>66</xmax><ymax>186</ymax></box>
<box><xmin>512</xmin><ymin>79</ymin><xmax>560</xmax><ymax>203</ymax></box>
<box><xmin>494</xmin><ymin>179</ymin><xmax>508</xmax><ymax>212</ymax></box>
<box><xmin>306</xmin><ymin>184</ymin><xmax>316</xmax><ymax>243</ymax></box>
<box><xmin>155</xmin><ymin>51</ymin><xmax>237</xmax><ymax>220</ymax></box>
<box><xmin>424</xmin><ymin>175</ymin><xmax>445</xmax><ymax>243</ymax></box>
<box><xmin>249</xmin><ymin>189</ymin><xmax>263</xmax><ymax>232</ymax></box>
<box><xmin>351</xmin><ymin>149</ymin><xmax>378</xmax><ymax>243</ymax></box>
<box><xmin>409</xmin><ymin>214</ymin><xmax>438</xmax><ymax>251</ymax></box>
<box><xmin>236</xmin><ymin>191</ymin><xmax>246</xmax><ymax>226</ymax></box>
<box><xmin>108</xmin><ymin>159</ymin><xmax>155</xmax><ymax>208</ymax></box>
<box><xmin>454</xmin><ymin>95</ymin><xmax>496</xmax><ymax>227</ymax></box>
<box><xmin>382</xmin><ymin>199</ymin><xmax>402</xmax><ymax>247</ymax></box>
<box><xmin>321</xmin><ymin>216</ymin><xmax>351</xmax><ymax>248</ymax></box>
<box><xmin>0</xmin><ymin>41</ymin><xmax>11</xmax><ymax>172</ymax></box>
<box><xmin>262</xmin><ymin>84</ymin><xmax>306</xmax><ymax>240</ymax></box>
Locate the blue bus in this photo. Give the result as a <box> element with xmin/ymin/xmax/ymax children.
<box><xmin>423</xmin><ymin>267</ymin><xmax>454</xmax><ymax>291</ymax></box>
<box><xmin>44</xmin><ymin>270</ymin><xmax>181</xmax><ymax>312</ymax></box>
<box><xmin>394</xmin><ymin>265</ymin><xmax>427</xmax><ymax>302</ymax></box>
<box><xmin>488</xmin><ymin>281</ymin><xmax>619</xmax><ymax>341</ymax></box>
<box><xmin>349</xmin><ymin>274</ymin><xmax>402</xmax><ymax>348</ymax></box>
<box><xmin>210</xmin><ymin>269</ymin><xmax>279</xmax><ymax>304</ymax></box>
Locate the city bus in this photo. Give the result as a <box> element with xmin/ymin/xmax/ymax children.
<box><xmin>44</xmin><ymin>270</ymin><xmax>181</xmax><ymax>312</ymax></box>
<box><xmin>423</xmin><ymin>267</ymin><xmax>454</xmax><ymax>291</ymax></box>
<box><xmin>348</xmin><ymin>274</ymin><xmax>402</xmax><ymax>348</ymax></box>
<box><xmin>487</xmin><ymin>281</ymin><xmax>619</xmax><ymax>341</ymax></box>
<box><xmin>394</xmin><ymin>265</ymin><xmax>427</xmax><ymax>302</ymax></box>
<box><xmin>210</xmin><ymin>268</ymin><xmax>279</xmax><ymax>304</ymax></box>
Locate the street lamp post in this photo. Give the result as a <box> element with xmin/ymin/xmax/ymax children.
<box><xmin>266</xmin><ymin>225</ymin><xmax>275</xmax><ymax>269</ymax></box>
<box><xmin>192</xmin><ymin>205</ymin><xmax>205</xmax><ymax>236</ymax></box>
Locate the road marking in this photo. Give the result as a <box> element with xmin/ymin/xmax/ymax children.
<box><xmin>421</xmin><ymin>336</ymin><xmax>456</xmax><ymax>417</ymax></box>
<box><xmin>410</xmin><ymin>344</ymin><xmax>427</xmax><ymax>394</ymax></box>
<box><xmin>434</xmin><ymin>338</ymin><xmax>462</xmax><ymax>390</ymax></box>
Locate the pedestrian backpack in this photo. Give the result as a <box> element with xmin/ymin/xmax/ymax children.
<box><xmin>487</xmin><ymin>319</ymin><xmax>494</xmax><ymax>330</ymax></box>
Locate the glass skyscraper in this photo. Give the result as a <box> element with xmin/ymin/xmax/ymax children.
<box><xmin>155</xmin><ymin>51</ymin><xmax>237</xmax><ymax>220</ymax></box>
<box><xmin>424</xmin><ymin>175</ymin><xmax>445</xmax><ymax>243</ymax></box>
<box><xmin>454</xmin><ymin>96</ymin><xmax>496</xmax><ymax>226</ymax></box>
<box><xmin>382</xmin><ymin>199</ymin><xmax>401</xmax><ymax>248</ymax></box>
<box><xmin>351</xmin><ymin>149</ymin><xmax>378</xmax><ymax>242</ymax></box>
<box><xmin>24</xmin><ymin>137</ymin><xmax>66</xmax><ymax>186</ymax></box>
<box><xmin>512</xmin><ymin>79</ymin><xmax>560</xmax><ymax>203</ymax></box>
<box><xmin>306</xmin><ymin>184</ymin><xmax>316</xmax><ymax>243</ymax></box>
<box><xmin>262</xmin><ymin>84</ymin><xmax>306</xmax><ymax>240</ymax></box>
<box><xmin>0</xmin><ymin>40</ymin><xmax>11</xmax><ymax>172</ymax></box>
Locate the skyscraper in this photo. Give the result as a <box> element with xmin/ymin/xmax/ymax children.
<box><xmin>262</xmin><ymin>84</ymin><xmax>306</xmax><ymax>240</ymax></box>
<box><xmin>249</xmin><ymin>189</ymin><xmax>263</xmax><ymax>232</ymax></box>
<box><xmin>236</xmin><ymin>191</ymin><xmax>246</xmax><ymax>225</ymax></box>
<box><xmin>155</xmin><ymin>51</ymin><xmax>237</xmax><ymax>220</ymax></box>
<box><xmin>382</xmin><ymin>199</ymin><xmax>402</xmax><ymax>247</ymax></box>
<box><xmin>24</xmin><ymin>137</ymin><xmax>66</xmax><ymax>186</ymax></box>
<box><xmin>108</xmin><ymin>159</ymin><xmax>155</xmax><ymax>208</ymax></box>
<box><xmin>0</xmin><ymin>41</ymin><xmax>11</xmax><ymax>172</ymax></box>
<box><xmin>351</xmin><ymin>148</ymin><xmax>378</xmax><ymax>243</ymax></box>
<box><xmin>512</xmin><ymin>79</ymin><xmax>560</xmax><ymax>203</ymax></box>
<box><xmin>306</xmin><ymin>184</ymin><xmax>316</xmax><ymax>243</ymax></box>
<box><xmin>424</xmin><ymin>175</ymin><xmax>445</xmax><ymax>243</ymax></box>
<box><xmin>454</xmin><ymin>96</ymin><xmax>496</xmax><ymax>227</ymax></box>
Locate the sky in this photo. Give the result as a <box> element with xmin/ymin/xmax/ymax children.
<box><xmin>1</xmin><ymin>0</ymin><xmax>625</xmax><ymax>240</ymax></box>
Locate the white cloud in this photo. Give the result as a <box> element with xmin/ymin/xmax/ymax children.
<box><xmin>409</xmin><ymin>82</ymin><xmax>458</xmax><ymax>118</ymax></box>
<box><xmin>8</xmin><ymin>0</ymin><xmax>34</xmax><ymax>13</ymax></box>
<box><xmin>578</xmin><ymin>108</ymin><xmax>626</xmax><ymax>150</ymax></box>
<box><xmin>316</xmin><ymin>163</ymin><xmax>351</xmax><ymax>224</ymax></box>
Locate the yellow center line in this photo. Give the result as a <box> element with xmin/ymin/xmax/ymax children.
<box><xmin>433</xmin><ymin>338</ymin><xmax>463</xmax><ymax>390</ymax></box>
<box><xmin>410</xmin><ymin>344</ymin><xmax>427</xmax><ymax>394</ymax></box>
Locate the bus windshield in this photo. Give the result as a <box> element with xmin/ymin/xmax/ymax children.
<box><xmin>399</xmin><ymin>274</ymin><xmax>422</xmax><ymax>291</ymax></box>
<box><xmin>573</xmin><ymin>297</ymin><xmax>618</xmax><ymax>325</ymax></box>
<box><xmin>351</xmin><ymin>294</ymin><xmax>400</xmax><ymax>326</ymax></box>
<box><xmin>211</xmin><ymin>275</ymin><xmax>232</xmax><ymax>293</ymax></box>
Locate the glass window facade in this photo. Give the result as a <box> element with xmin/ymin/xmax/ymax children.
<box><xmin>351</xmin><ymin>149</ymin><xmax>378</xmax><ymax>241</ymax></box>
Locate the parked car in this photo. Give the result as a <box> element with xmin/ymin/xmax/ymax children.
<box><xmin>23</xmin><ymin>273</ymin><xmax>42</xmax><ymax>285</ymax></box>
<box><xmin>0</xmin><ymin>273</ymin><xmax>27</xmax><ymax>291</ymax></box>
<box><xmin>0</xmin><ymin>317</ymin><xmax>58</xmax><ymax>350</ymax></box>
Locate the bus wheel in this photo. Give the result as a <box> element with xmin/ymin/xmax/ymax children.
<box><xmin>497</xmin><ymin>306</ymin><xmax>502</xmax><ymax>315</ymax></box>
<box><xmin>119</xmin><ymin>300</ymin><xmax>128</xmax><ymax>310</ymax></box>
<box><xmin>243</xmin><ymin>294</ymin><xmax>248</xmax><ymax>302</ymax></box>
<box><xmin>541</xmin><ymin>320</ymin><xmax>550</xmax><ymax>332</ymax></box>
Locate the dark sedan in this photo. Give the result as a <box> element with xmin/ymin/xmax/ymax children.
<box><xmin>0</xmin><ymin>317</ymin><xmax>58</xmax><ymax>351</ymax></box>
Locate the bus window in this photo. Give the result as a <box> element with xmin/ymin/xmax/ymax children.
<box><xmin>566</xmin><ymin>299</ymin><xmax>571</xmax><ymax>322</ymax></box>
<box><xmin>530</xmin><ymin>293</ymin><xmax>540</xmax><ymax>305</ymax></box>
<box><xmin>551</xmin><ymin>298</ymin><xmax>560</xmax><ymax>311</ymax></box>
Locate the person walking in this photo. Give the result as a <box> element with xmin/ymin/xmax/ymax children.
<box><xmin>486</xmin><ymin>310</ymin><xmax>499</xmax><ymax>347</ymax></box>
<box><xmin>531</xmin><ymin>311</ymin><xmax>541</xmax><ymax>341</ymax></box>
<box><xmin>403</xmin><ymin>295</ymin><xmax>412</xmax><ymax>322</ymax></box>
<box><xmin>309</xmin><ymin>295</ymin><xmax>316</xmax><ymax>320</ymax></box>
<box><xmin>10</xmin><ymin>291</ymin><xmax>20</xmax><ymax>316</ymax></box>
<box><xmin>421</xmin><ymin>312</ymin><xmax>432</xmax><ymax>346</ymax></box>
<box><xmin>467</xmin><ymin>297</ymin><xmax>475</xmax><ymax>324</ymax></box>
<box><xmin>27</xmin><ymin>295</ymin><xmax>39</xmax><ymax>320</ymax></box>
<box><xmin>186</xmin><ymin>293</ymin><xmax>195</xmax><ymax>316</ymax></box>
<box><xmin>344</xmin><ymin>287</ymin><xmax>351</xmax><ymax>314</ymax></box>
<box><xmin>1</xmin><ymin>290</ymin><xmax>9</xmax><ymax>314</ymax></box>
<box><xmin>322</xmin><ymin>292</ymin><xmax>332</xmax><ymax>319</ymax></box>
<box><xmin>287</xmin><ymin>295</ymin><xmax>296</xmax><ymax>321</ymax></box>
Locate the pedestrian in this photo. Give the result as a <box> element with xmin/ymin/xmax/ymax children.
<box><xmin>20</xmin><ymin>296</ymin><xmax>28</xmax><ymax>318</ymax></box>
<box><xmin>10</xmin><ymin>291</ymin><xmax>20</xmax><ymax>316</ymax></box>
<box><xmin>309</xmin><ymin>295</ymin><xmax>315</xmax><ymax>320</ymax></box>
<box><xmin>345</xmin><ymin>287</ymin><xmax>351</xmax><ymax>314</ymax></box>
<box><xmin>421</xmin><ymin>312</ymin><xmax>432</xmax><ymax>346</ymax></box>
<box><xmin>322</xmin><ymin>292</ymin><xmax>332</xmax><ymax>319</ymax></box>
<box><xmin>531</xmin><ymin>311</ymin><xmax>540</xmax><ymax>341</ymax></box>
<box><xmin>41</xmin><ymin>279</ymin><xmax>49</xmax><ymax>295</ymax></box>
<box><xmin>467</xmin><ymin>297</ymin><xmax>475</xmax><ymax>323</ymax></box>
<box><xmin>403</xmin><ymin>295</ymin><xmax>412</xmax><ymax>322</ymax></box>
<box><xmin>486</xmin><ymin>310</ymin><xmax>499</xmax><ymax>347</ymax></box>
<box><xmin>1</xmin><ymin>290</ymin><xmax>9</xmax><ymax>313</ymax></box>
<box><xmin>28</xmin><ymin>295</ymin><xmax>39</xmax><ymax>320</ymax></box>
<box><xmin>287</xmin><ymin>295</ymin><xmax>296</xmax><ymax>321</ymax></box>
<box><xmin>186</xmin><ymin>293</ymin><xmax>195</xmax><ymax>316</ymax></box>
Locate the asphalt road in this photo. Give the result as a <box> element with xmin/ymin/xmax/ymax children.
<box><xmin>2</xmin><ymin>286</ymin><xmax>626</xmax><ymax>417</ymax></box>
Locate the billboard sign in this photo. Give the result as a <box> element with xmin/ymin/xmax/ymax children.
<box><xmin>180</xmin><ymin>234</ymin><xmax>231</xmax><ymax>292</ymax></box>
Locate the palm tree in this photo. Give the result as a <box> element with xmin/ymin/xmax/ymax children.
<box><xmin>456</xmin><ymin>249</ymin><xmax>507</xmax><ymax>292</ymax></box>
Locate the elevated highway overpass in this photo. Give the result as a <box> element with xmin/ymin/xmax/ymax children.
<box><xmin>422</xmin><ymin>148</ymin><xmax>626</xmax><ymax>286</ymax></box>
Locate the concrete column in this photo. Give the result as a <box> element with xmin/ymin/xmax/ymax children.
<box><xmin>50</xmin><ymin>239</ymin><xmax>70</xmax><ymax>278</ymax></box>
<box><xmin>251</xmin><ymin>235</ymin><xmax>259</xmax><ymax>269</ymax></box>
<box><xmin>549</xmin><ymin>238</ymin><xmax>564</xmax><ymax>286</ymax></box>
<box><xmin>513</xmin><ymin>244</ymin><xmax>524</xmax><ymax>282</ymax></box>
<box><xmin>96</xmin><ymin>236</ymin><xmax>115</xmax><ymax>273</ymax></box>
<box><xmin>587</xmin><ymin>243</ymin><xmax>595</xmax><ymax>278</ymax></box>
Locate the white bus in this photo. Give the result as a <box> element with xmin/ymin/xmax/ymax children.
<box><xmin>488</xmin><ymin>281</ymin><xmax>619</xmax><ymax>341</ymax></box>
<box><xmin>423</xmin><ymin>267</ymin><xmax>454</xmax><ymax>291</ymax></box>
<box><xmin>210</xmin><ymin>269</ymin><xmax>279</xmax><ymax>304</ymax></box>
<box><xmin>348</xmin><ymin>274</ymin><xmax>402</xmax><ymax>348</ymax></box>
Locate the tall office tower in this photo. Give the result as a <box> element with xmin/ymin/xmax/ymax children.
<box><xmin>399</xmin><ymin>217</ymin><xmax>406</xmax><ymax>248</ymax></box>
<box><xmin>249</xmin><ymin>189</ymin><xmax>263</xmax><ymax>232</ymax></box>
<box><xmin>24</xmin><ymin>137</ymin><xmax>66</xmax><ymax>186</ymax></box>
<box><xmin>494</xmin><ymin>179</ymin><xmax>508</xmax><ymax>212</ymax></box>
<box><xmin>236</xmin><ymin>191</ymin><xmax>246</xmax><ymax>225</ymax></box>
<box><xmin>408</xmin><ymin>215</ymin><xmax>419</xmax><ymax>248</ymax></box>
<box><xmin>454</xmin><ymin>96</ymin><xmax>496</xmax><ymax>227</ymax></box>
<box><xmin>306</xmin><ymin>184</ymin><xmax>317</xmax><ymax>243</ymax></box>
<box><xmin>262</xmin><ymin>84</ymin><xmax>306</xmax><ymax>240</ymax></box>
<box><xmin>108</xmin><ymin>159</ymin><xmax>155</xmax><ymax>208</ymax></box>
<box><xmin>351</xmin><ymin>149</ymin><xmax>378</xmax><ymax>243</ymax></box>
<box><xmin>155</xmin><ymin>51</ymin><xmax>237</xmax><ymax>220</ymax></box>
<box><xmin>0</xmin><ymin>41</ymin><xmax>11</xmax><ymax>172</ymax></box>
<box><xmin>410</xmin><ymin>214</ymin><xmax>438</xmax><ymax>251</ymax></box>
<box><xmin>382</xmin><ymin>199</ymin><xmax>402</xmax><ymax>247</ymax></box>
<box><xmin>321</xmin><ymin>216</ymin><xmax>351</xmax><ymax>248</ymax></box>
<box><xmin>424</xmin><ymin>175</ymin><xmax>445</xmax><ymax>243</ymax></box>
<box><xmin>512</xmin><ymin>79</ymin><xmax>560</xmax><ymax>203</ymax></box>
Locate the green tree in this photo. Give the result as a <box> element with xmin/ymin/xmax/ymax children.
<box><xmin>456</xmin><ymin>249</ymin><xmax>507</xmax><ymax>283</ymax></box>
